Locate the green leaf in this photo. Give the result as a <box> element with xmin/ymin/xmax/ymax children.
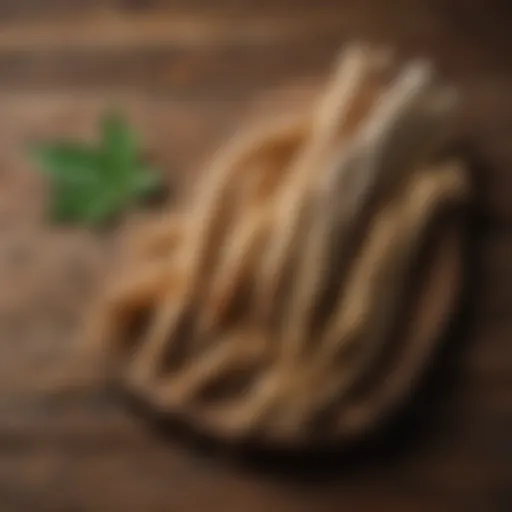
<box><xmin>81</xmin><ymin>187</ymin><xmax>127</xmax><ymax>225</ymax></box>
<box><xmin>100</xmin><ymin>110</ymin><xmax>138</xmax><ymax>176</ymax></box>
<box><xmin>32</xmin><ymin>143</ymin><xmax>100</xmax><ymax>185</ymax></box>
<box><xmin>49</xmin><ymin>180</ymin><xmax>96</xmax><ymax>223</ymax></box>
<box><xmin>30</xmin><ymin>110</ymin><xmax>164</xmax><ymax>227</ymax></box>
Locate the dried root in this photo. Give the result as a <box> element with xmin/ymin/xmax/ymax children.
<box><xmin>83</xmin><ymin>44</ymin><xmax>471</xmax><ymax>446</ymax></box>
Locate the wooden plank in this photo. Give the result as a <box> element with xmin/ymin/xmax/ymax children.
<box><xmin>0</xmin><ymin>11</ymin><xmax>350</xmax><ymax>52</ymax></box>
<box><xmin>0</xmin><ymin>0</ymin><xmax>368</xmax><ymax>21</ymax></box>
<box><xmin>0</xmin><ymin>2</ymin><xmax>509</xmax><ymax>97</ymax></box>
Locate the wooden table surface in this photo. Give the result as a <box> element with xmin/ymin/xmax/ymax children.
<box><xmin>0</xmin><ymin>1</ymin><xmax>511</xmax><ymax>511</ymax></box>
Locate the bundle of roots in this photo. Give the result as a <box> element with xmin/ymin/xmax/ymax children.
<box><xmin>84</xmin><ymin>44</ymin><xmax>471</xmax><ymax>447</ymax></box>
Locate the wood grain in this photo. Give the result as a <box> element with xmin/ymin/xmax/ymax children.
<box><xmin>0</xmin><ymin>1</ymin><xmax>511</xmax><ymax>511</ymax></box>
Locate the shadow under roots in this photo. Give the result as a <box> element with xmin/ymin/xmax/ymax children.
<box><xmin>121</xmin><ymin>145</ymin><xmax>486</xmax><ymax>483</ymax></box>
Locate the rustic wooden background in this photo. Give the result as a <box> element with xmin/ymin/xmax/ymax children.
<box><xmin>0</xmin><ymin>0</ymin><xmax>511</xmax><ymax>511</ymax></box>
